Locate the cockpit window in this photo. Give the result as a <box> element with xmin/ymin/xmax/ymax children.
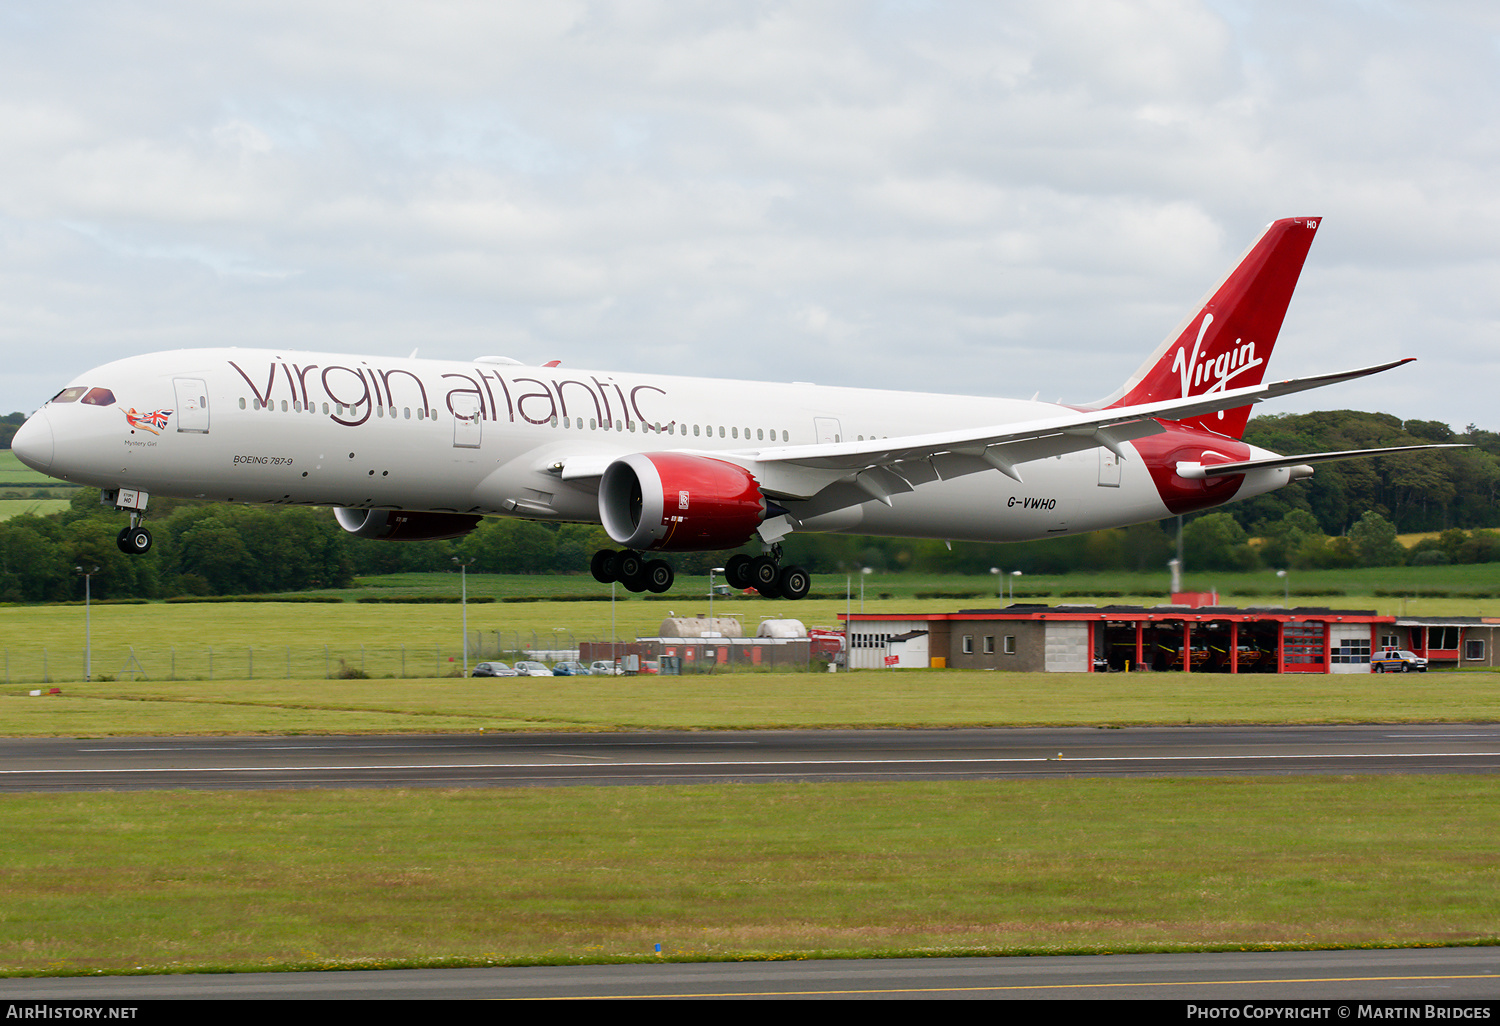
<box><xmin>50</xmin><ymin>386</ymin><xmax>86</xmax><ymax>404</ymax></box>
<box><xmin>81</xmin><ymin>387</ymin><xmax>117</xmax><ymax>406</ymax></box>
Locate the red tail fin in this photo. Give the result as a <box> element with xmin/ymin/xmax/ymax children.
<box><xmin>1103</xmin><ymin>217</ymin><xmax>1321</xmax><ymax>439</ymax></box>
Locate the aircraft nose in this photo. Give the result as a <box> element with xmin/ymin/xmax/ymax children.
<box><xmin>11</xmin><ymin>409</ymin><xmax>53</xmax><ymax>472</ymax></box>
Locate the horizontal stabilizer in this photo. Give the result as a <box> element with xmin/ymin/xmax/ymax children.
<box><xmin>1175</xmin><ymin>443</ymin><xmax>1469</xmax><ymax>480</ymax></box>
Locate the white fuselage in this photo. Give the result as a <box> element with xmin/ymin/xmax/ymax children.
<box><xmin>14</xmin><ymin>347</ymin><xmax>1294</xmax><ymax>544</ymax></box>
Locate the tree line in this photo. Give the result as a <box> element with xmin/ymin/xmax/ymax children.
<box><xmin>2</xmin><ymin>408</ymin><xmax>1497</xmax><ymax>601</ymax></box>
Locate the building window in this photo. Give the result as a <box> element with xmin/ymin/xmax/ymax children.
<box><xmin>962</xmin><ymin>635</ymin><xmax>973</xmax><ymax>655</ymax></box>
<box><xmin>1331</xmin><ymin>639</ymin><xmax>1371</xmax><ymax>664</ymax></box>
<box><xmin>1004</xmin><ymin>636</ymin><xmax>1016</xmax><ymax>655</ymax></box>
<box><xmin>1380</xmin><ymin>634</ymin><xmax>1399</xmax><ymax>649</ymax></box>
<box><xmin>983</xmin><ymin>636</ymin><xmax>995</xmax><ymax>654</ymax></box>
<box><xmin>1466</xmin><ymin>639</ymin><xmax>1485</xmax><ymax>661</ymax></box>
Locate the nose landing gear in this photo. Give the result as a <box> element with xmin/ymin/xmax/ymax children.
<box><xmin>117</xmin><ymin>524</ymin><xmax>152</xmax><ymax>554</ymax></box>
<box><xmin>109</xmin><ymin>490</ymin><xmax>153</xmax><ymax>555</ymax></box>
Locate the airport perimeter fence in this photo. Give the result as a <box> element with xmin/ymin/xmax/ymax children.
<box><xmin>5</xmin><ymin>644</ymin><xmax>481</xmax><ymax>685</ymax></box>
<box><xmin>1</xmin><ymin>633</ymin><xmax>829</xmax><ymax>684</ymax></box>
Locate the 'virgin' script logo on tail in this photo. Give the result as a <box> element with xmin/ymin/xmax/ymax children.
<box><xmin>1171</xmin><ymin>313</ymin><xmax>1264</xmax><ymax>399</ymax></box>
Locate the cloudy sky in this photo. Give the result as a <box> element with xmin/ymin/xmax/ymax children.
<box><xmin>3</xmin><ymin>1</ymin><xmax>1497</xmax><ymax>432</ymax></box>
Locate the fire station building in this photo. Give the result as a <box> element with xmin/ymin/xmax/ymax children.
<box><xmin>841</xmin><ymin>605</ymin><xmax>1500</xmax><ymax>673</ymax></box>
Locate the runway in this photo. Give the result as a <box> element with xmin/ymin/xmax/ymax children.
<box><xmin>1</xmin><ymin>946</ymin><xmax>1497</xmax><ymax>1000</ymax></box>
<box><xmin>4</xmin><ymin>725</ymin><xmax>1498</xmax><ymax>1001</ymax></box>
<box><xmin>2</xmin><ymin>723</ymin><xmax>1499</xmax><ymax>791</ymax></box>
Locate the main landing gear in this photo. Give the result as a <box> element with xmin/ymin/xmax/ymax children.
<box><xmin>723</xmin><ymin>548</ymin><xmax>811</xmax><ymax>601</ymax></box>
<box><xmin>591</xmin><ymin>550</ymin><xmax>675</xmax><ymax>594</ymax></box>
<box><xmin>589</xmin><ymin>548</ymin><xmax>812</xmax><ymax>600</ymax></box>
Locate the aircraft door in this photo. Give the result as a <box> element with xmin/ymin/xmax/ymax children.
<box><xmin>813</xmin><ymin>417</ymin><xmax>842</xmax><ymax>444</ymax></box>
<box><xmin>173</xmin><ymin>378</ymin><xmax>210</xmax><ymax>433</ymax></box>
<box><xmin>452</xmin><ymin>393</ymin><xmax>482</xmax><ymax>448</ymax></box>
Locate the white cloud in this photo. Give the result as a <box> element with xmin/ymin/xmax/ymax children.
<box><xmin>0</xmin><ymin>0</ymin><xmax>1496</xmax><ymax>435</ymax></box>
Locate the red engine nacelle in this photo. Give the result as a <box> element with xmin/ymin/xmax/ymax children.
<box><xmin>599</xmin><ymin>453</ymin><xmax>766</xmax><ymax>551</ymax></box>
<box><xmin>334</xmin><ymin>508</ymin><xmax>483</xmax><ymax>541</ymax></box>
<box><xmin>1133</xmin><ymin>424</ymin><xmax>1253</xmax><ymax>516</ymax></box>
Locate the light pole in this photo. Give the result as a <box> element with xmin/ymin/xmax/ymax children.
<box><xmin>861</xmin><ymin>566</ymin><xmax>872</xmax><ymax>612</ymax></box>
<box><xmin>1277</xmin><ymin>569</ymin><xmax>1289</xmax><ymax>607</ymax></box>
<box><xmin>1009</xmin><ymin>570</ymin><xmax>1022</xmax><ymax>604</ymax></box>
<box><xmin>709</xmin><ymin>566</ymin><xmax>725</xmax><ymax>624</ymax></box>
<box><xmin>75</xmin><ymin>566</ymin><xmax>98</xmax><ymax>681</ymax></box>
<box><xmin>991</xmin><ymin>567</ymin><xmax>1001</xmax><ymax>601</ymax></box>
<box><xmin>452</xmin><ymin>557</ymin><xmax>475</xmax><ymax>676</ymax></box>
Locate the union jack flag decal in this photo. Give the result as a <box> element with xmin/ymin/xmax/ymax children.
<box><xmin>124</xmin><ymin>408</ymin><xmax>173</xmax><ymax>434</ymax></box>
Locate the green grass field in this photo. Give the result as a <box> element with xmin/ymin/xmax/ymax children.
<box><xmin>6</xmin><ymin>571</ymin><xmax>1500</xmax><ymax>688</ymax></box>
<box><xmin>4</xmin><ymin>589</ymin><xmax>1500</xmax><ymax>977</ymax></box>
<box><xmin>3</xmin><ymin>777</ymin><xmax>1497</xmax><ymax>974</ymax></box>
<box><xmin>4</xmin><ymin>671</ymin><xmax>1498</xmax><ymax>735</ymax></box>
<box><xmin>0</xmin><ymin>498</ymin><xmax>72</xmax><ymax>521</ymax></box>
<box><xmin>0</xmin><ymin>449</ymin><xmax>76</xmax><ymax>492</ymax></box>
<box><xmin>339</xmin><ymin>563</ymin><xmax>1500</xmax><ymax>606</ymax></box>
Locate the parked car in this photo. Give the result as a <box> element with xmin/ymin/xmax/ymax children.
<box><xmin>512</xmin><ymin>660</ymin><xmax>553</xmax><ymax>677</ymax></box>
<box><xmin>1371</xmin><ymin>649</ymin><xmax>1428</xmax><ymax>673</ymax></box>
<box><xmin>471</xmin><ymin>661</ymin><xmax>517</xmax><ymax>678</ymax></box>
<box><xmin>588</xmin><ymin>660</ymin><xmax>622</xmax><ymax>676</ymax></box>
<box><xmin>551</xmin><ymin>660</ymin><xmax>588</xmax><ymax>676</ymax></box>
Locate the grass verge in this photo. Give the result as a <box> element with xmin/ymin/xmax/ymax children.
<box><xmin>4</xmin><ymin>670</ymin><xmax>1499</xmax><ymax>735</ymax></box>
<box><xmin>2</xmin><ymin>777</ymin><xmax>1496</xmax><ymax>975</ymax></box>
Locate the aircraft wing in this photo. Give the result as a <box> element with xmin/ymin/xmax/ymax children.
<box><xmin>552</xmin><ymin>357</ymin><xmax>1453</xmax><ymax>521</ymax></box>
<box><xmin>736</xmin><ymin>358</ymin><xmax>1420</xmax><ymax>502</ymax></box>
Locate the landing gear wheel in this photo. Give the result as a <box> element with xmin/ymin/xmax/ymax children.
<box><xmin>117</xmin><ymin>526</ymin><xmax>152</xmax><ymax>555</ymax></box>
<box><xmin>644</xmin><ymin>559</ymin><xmax>674</xmax><ymax>594</ymax></box>
<box><xmin>725</xmin><ymin>554</ymin><xmax>754</xmax><ymax>590</ymax></box>
<box><xmin>616</xmin><ymin>551</ymin><xmax>647</xmax><ymax>593</ymax></box>
<box><xmin>749</xmin><ymin>555</ymin><xmax>779</xmax><ymax>592</ymax></box>
<box><xmin>591</xmin><ymin>549</ymin><xmax>619</xmax><ymax>584</ymax></box>
<box><xmin>776</xmin><ymin>565</ymin><xmax>811</xmax><ymax>601</ymax></box>
<box><xmin>616</xmin><ymin>551</ymin><xmax>644</xmax><ymax>581</ymax></box>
